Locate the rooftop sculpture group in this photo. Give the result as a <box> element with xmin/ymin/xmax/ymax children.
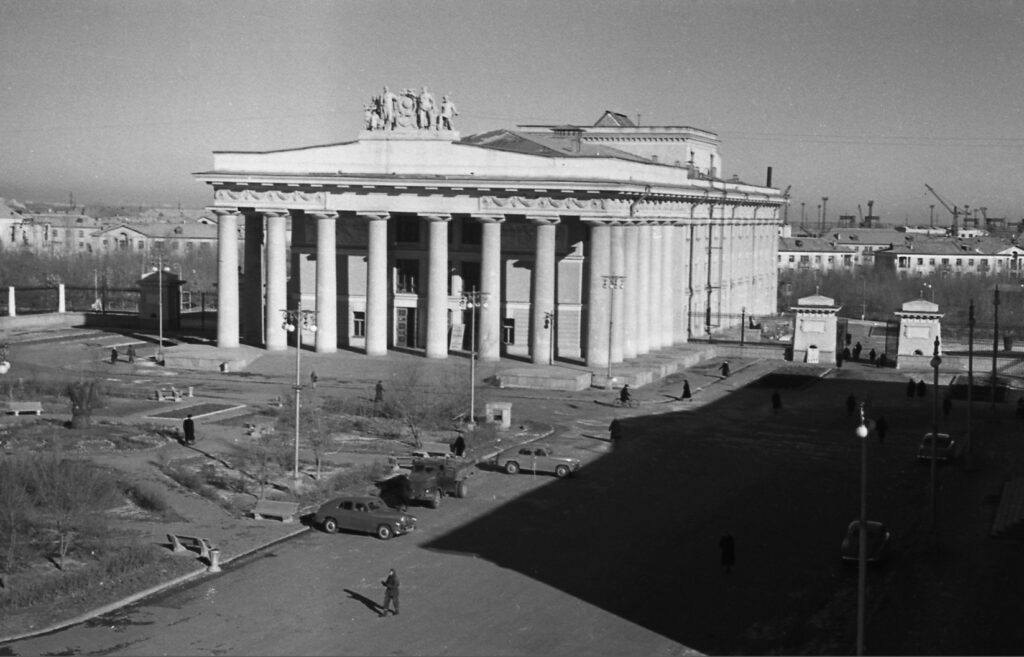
<box><xmin>364</xmin><ymin>86</ymin><xmax>458</xmax><ymax>132</ymax></box>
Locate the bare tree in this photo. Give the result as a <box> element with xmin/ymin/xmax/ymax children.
<box><xmin>387</xmin><ymin>364</ymin><xmax>467</xmax><ymax>448</ymax></box>
<box><xmin>66</xmin><ymin>379</ymin><xmax>103</xmax><ymax>429</ymax></box>
<box><xmin>0</xmin><ymin>458</ymin><xmax>29</xmax><ymax>586</ymax></box>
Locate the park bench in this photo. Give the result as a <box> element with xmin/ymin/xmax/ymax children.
<box><xmin>154</xmin><ymin>387</ymin><xmax>183</xmax><ymax>402</ymax></box>
<box><xmin>2</xmin><ymin>401</ymin><xmax>43</xmax><ymax>415</ymax></box>
<box><xmin>251</xmin><ymin>499</ymin><xmax>300</xmax><ymax>523</ymax></box>
<box><xmin>167</xmin><ymin>533</ymin><xmax>215</xmax><ymax>560</ymax></box>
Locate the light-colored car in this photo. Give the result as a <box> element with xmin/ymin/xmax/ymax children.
<box><xmin>917</xmin><ymin>432</ymin><xmax>960</xmax><ymax>462</ymax></box>
<box><xmin>841</xmin><ymin>520</ymin><xmax>892</xmax><ymax>563</ymax></box>
<box><xmin>493</xmin><ymin>444</ymin><xmax>581</xmax><ymax>478</ymax></box>
<box><xmin>312</xmin><ymin>495</ymin><xmax>416</xmax><ymax>540</ymax></box>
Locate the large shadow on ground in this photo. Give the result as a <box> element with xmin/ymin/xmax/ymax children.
<box><xmin>423</xmin><ymin>371</ymin><xmax>1003</xmax><ymax>654</ymax></box>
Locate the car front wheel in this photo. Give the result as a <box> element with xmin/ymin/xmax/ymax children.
<box><xmin>555</xmin><ymin>464</ymin><xmax>570</xmax><ymax>478</ymax></box>
<box><xmin>377</xmin><ymin>525</ymin><xmax>394</xmax><ymax>540</ymax></box>
<box><xmin>323</xmin><ymin>517</ymin><xmax>339</xmax><ymax>534</ymax></box>
<box><xmin>504</xmin><ymin>461</ymin><xmax>520</xmax><ymax>475</ymax></box>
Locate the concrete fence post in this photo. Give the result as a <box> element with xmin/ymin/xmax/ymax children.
<box><xmin>8</xmin><ymin>287</ymin><xmax>15</xmax><ymax>317</ymax></box>
<box><xmin>58</xmin><ymin>283</ymin><xmax>66</xmax><ymax>313</ymax></box>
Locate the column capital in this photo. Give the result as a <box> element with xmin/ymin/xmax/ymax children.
<box><xmin>470</xmin><ymin>214</ymin><xmax>506</xmax><ymax>224</ymax></box>
<box><xmin>206</xmin><ymin>207</ymin><xmax>240</xmax><ymax>217</ymax></box>
<box><xmin>307</xmin><ymin>210</ymin><xmax>339</xmax><ymax>220</ymax></box>
<box><xmin>421</xmin><ymin>213</ymin><xmax>452</xmax><ymax>223</ymax></box>
<box><xmin>358</xmin><ymin>212</ymin><xmax>391</xmax><ymax>222</ymax></box>
<box><xmin>524</xmin><ymin>214</ymin><xmax>560</xmax><ymax>225</ymax></box>
<box><xmin>255</xmin><ymin>208</ymin><xmax>291</xmax><ymax>218</ymax></box>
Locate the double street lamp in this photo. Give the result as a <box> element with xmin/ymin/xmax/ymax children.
<box><xmin>281</xmin><ymin>302</ymin><xmax>317</xmax><ymax>481</ymax></box>
<box><xmin>855</xmin><ymin>403</ymin><xmax>870</xmax><ymax>656</ymax></box>
<box><xmin>930</xmin><ymin>336</ymin><xmax>942</xmax><ymax>537</ymax></box>
<box><xmin>602</xmin><ymin>275</ymin><xmax>627</xmax><ymax>387</ymax></box>
<box><xmin>460</xmin><ymin>288</ymin><xmax>489</xmax><ymax>427</ymax></box>
<box><xmin>150</xmin><ymin>253</ymin><xmax>171</xmax><ymax>363</ymax></box>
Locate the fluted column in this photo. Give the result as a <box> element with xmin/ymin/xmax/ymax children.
<box><xmin>585</xmin><ymin>222</ymin><xmax>611</xmax><ymax>368</ymax></box>
<box><xmin>648</xmin><ymin>224</ymin><xmax>664</xmax><ymax>350</ymax></box>
<box><xmin>311</xmin><ymin>211</ymin><xmax>338</xmax><ymax>353</ymax></box>
<box><xmin>364</xmin><ymin>213</ymin><xmax>390</xmax><ymax>356</ymax></box>
<box><xmin>636</xmin><ymin>223</ymin><xmax>652</xmax><ymax>355</ymax></box>
<box><xmin>661</xmin><ymin>221</ymin><xmax>675</xmax><ymax>346</ymax></box>
<box><xmin>213</xmin><ymin>208</ymin><xmax>240</xmax><ymax>348</ymax></box>
<box><xmin>474</xmin><ymin>214</ymin><xmax>504</xmax><ymax>362</ymax></box>
<box><xmin>674</xmin><ymin>223</ymin><xmax>690</xmax><ymax>344</ymax></box>
<box><xmin>263</xmin><ymin>209</ymin><xmax>289</xmax><ymax>351</ymax></box>
<box><xmin>623</xmin><ymin>223</ymin><xmax>640</xmax><ymax>359</ymax></box>
<box><xmin>424</xmin><ymin>214</ymin><xmax>451</xmax><ymax>359</ymax></box>
<box><xmin>610</xmin><ymin>223</ymin><xmax>626</xmax><ymax>364</ymax></box>
<box><xmin>529</xmin><ymin>215</ymin><xmax>560</xmax><ymax>366</ymax></box>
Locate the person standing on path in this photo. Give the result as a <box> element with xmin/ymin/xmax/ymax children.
<box><xmin>719</xmin><ymin>533</ymin><xmax>735</xmax><ymax>574</ymax></box>
<box><xmin>917</xmin><ymin>379</ymin><xmax>927</xmax><ymax>398</ymax></box>
<box><xmin>719</xmin><ymin>361</ymin><xmax>730</xmax><ymax>378</ymax></box>
<box><xmin>681</xmin><ymin>380</ymin><xmax>692</xmax><ymax>401</ymax></box>
<box><xmin>110</xmin><ymin>347</ymin><xmax>118</xmax><ymax>364</ymax></box>
<box><xmin>126</xmin><ymin>344</ymin><xmax>136</xmax><ymax>364</ymax></box>
<box><xmin>875</xmin><ymin>415</ymin><xmax>888</xmax><ymax>444</ymax></box>
<box><xmin>452</xmin><ymin>434</ymin><xmax>466</xmax><ymax>457</ymax></box>
<box><xmin>906</xmin><ymin>378</ymin><xmax>916</xmax><ymax>399</ymax></box>
<box><xmin>380</xmin><ymin>568</ymin><xmax>399</xmax><ymax>617</ymax></box>
<box><xmin>374</xmin><ymin>380</ymin><xmax>384</xmax><ymax>403</ymax></box>
<box><xmin>310</xmin><ymin>370</ymin><xmax>318</xmax><ymax>390</ymax></box>
<box><xmin>183</xmin><ymin>414</ymin><xmax>196</xmax><ymax>445</ymax></box>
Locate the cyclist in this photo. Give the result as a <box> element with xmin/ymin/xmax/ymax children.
<box><xmin>619</xmin><ymin>384</ymin><xmax>631</xmax><ymax>406</ymax></box>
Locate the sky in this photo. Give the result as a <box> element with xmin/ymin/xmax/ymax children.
<box><xmin>2</xmin><ymin>0</ymin><xmax>1023</xmax><ymax>226</ymax></box>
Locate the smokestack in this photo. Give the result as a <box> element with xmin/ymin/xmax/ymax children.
<box><xmin>766</xmin><ymin>167</ymin><xmax>773</xmax><ymax>188</ymax></box>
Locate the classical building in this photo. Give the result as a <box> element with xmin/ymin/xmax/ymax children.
<box><xmin>194</xmin><ymin>95</ymin><xmax>786</xmax><ymax>368</ymax></box>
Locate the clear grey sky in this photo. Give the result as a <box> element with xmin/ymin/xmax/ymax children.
<box><xmin>2</xmin><ymin>0</ymin><xmax>1022</xmax><ymax>224</ymax></box>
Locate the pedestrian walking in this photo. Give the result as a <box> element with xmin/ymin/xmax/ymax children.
<box><xmin>875</xmin><ymin>415</ymin><xmax>888</xmax><ymax>444</ymax></box>
<box><xmin>906</xmin><ymin>378</ymin><xmax>916</xmax><ymax>399</ymax></box>
<box><xmin>609</xmin><ymin>418</ymin><xmax>623</xmax><ymax>441</ymax></box>
<box><xmin>183</xmin><ymin>414</ymin><xmax>196</xmax><ymax>445</ymax></box>
<box><xmin>110</xmin><ymin>347</ymin><xmax>118</xmax><ymax>364</ymax></box>
<box><xmin>126</xmin><ymin>344</ymin><xmax>136</xmax><ymax>364</ymax></box>
<box><xmin>719</xmin><ymin>533</ymin><xmax>735</xmax><ymax>574</ymax></box>
<box><xmin>380</xmin><ymin>568</ymin><xmax>399</xmax><ymax>617</ymax></box>
<box><xmin>681</xmin><ymin>380</ymin><xmax>692</xmax><ymax>401</ymax></box>
<box><xmin>452</xmin><ymin>434</ymin><xmax>466</xmax><ymax>457</ymax></box>
<box><xmin>943</xmin><ymin>394</ymin><xmax>952</xmax><ymax>417</ymax></box>
<box><xmin>846</xmin><ymin>394</ymin><xmax>857</xmax><ymax>417</ymax></box>
<box><xmin>771</xmin><ymin>391</ymin><xmax>782</xmax><ymax>413</ymax></box>
<box><xmin>868</xmin><ymin>348</ymin><xmax>877</xmax><ymax>364</ymax></box>
<box><xmin>374</xmin><ymin>380</ymin><xmax>384</xmax><ymax>403</ymax></box>
<box><xmin>917</xmin><ymin>379</ymin><xmax>927</xmax><ymax>398</ymax></box>
<box><xmin>853</xmin><ymin>342</ymin><xmax>863</xmax><ymax>360</ymax></box>
<box><xmin>310</xmin><ymin>370</ymin><xmax>318</xmax><ymax>389</ymax></box>
<box><xmin>842</xmin><ymin>346</ymin><xmax>852</xmax><ymax>363</ymax></box>
<box><xmin>719</xmin><ymin>361</ymin><xmax>730</xmax><ymax>378</ymax></box>
<box><xmin>836</xmin><ymin>350</ymin><xmax>844</xmax><ymax>368</ymax></box>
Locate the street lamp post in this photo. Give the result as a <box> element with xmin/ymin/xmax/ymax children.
<box><xmin>460</xmin><ymin>288</ymin><xmax>489</xmax><ymax>427</ymax></box>
<box><xmin>602</xmin><ymin>275</ymin><xmax>627</xmax><ymax>387</ymax></box>
<box><xmin>855</xmin><ymin>403</ymin><xmax>869</xmax><ymax>656</ymax></box>
<box><xmin>930</xmin><ymin>336</ymin><xmax>942</xmax><ymax>537</ymax></box>
<box><xmin>281</xmin><ymin>302</ymin><xmax>317</xmax><ymax>481</ymax></box>
<box><xmin>967</xmin><ymin>300</ymin><xmax>975</xmax><ymax>466</ymax></box>
<box><xmin>150</xmin><ymin>252</ymin><xmax>170</xmax><ymax>363</ymax></box>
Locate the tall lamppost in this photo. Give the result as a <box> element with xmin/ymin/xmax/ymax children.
<box><xmin>281</xmin><ymin>302</ymin><xmax>317</xmax><ymax>481</ymax></box>
<box><xmin>150</xmin><ymin>252</ymin><xmax>170</xmax><ymax>363</ymax></box>
<box><xmin>855</xmin><ymin>402</ymin><xmax>870</xmax><ymax>656</ymax></box>
<box><xmin>930</xmin><ymin>336</ymin><xmax>942</xmax><ymax>536</ymax></box>
<box><xmin>602</xmin><ymin>275</ymin><xmax>626</xmax><ymax>387</ymax></box>
<box><xmin>460</xmin><ymin>288</ymin><xmax>488</xmax><ymax>427</ymax></box>
<box><xmin>967</xmin><ymin>300</ymin><xmax>975</xmax><ymax>467</ymax></box>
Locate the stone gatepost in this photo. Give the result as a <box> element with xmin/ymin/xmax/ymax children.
<box><xmin>791</xmin><ymin>294</ymin><xmax>841</xmax><ymax>364</ymax></box>
<box><xmin>895</xmin><ymin>299</ymin><xmax>943</xmax><ymax>366</ymax></box>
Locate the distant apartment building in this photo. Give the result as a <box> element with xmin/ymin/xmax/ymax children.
<box><xmin>874</xmin><ymin>235</ymin><xmax>1024</xmax><ymax>276</ymax></box>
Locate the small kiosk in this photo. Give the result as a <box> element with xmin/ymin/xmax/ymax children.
<box><xmin>791</xmin><ymin>294</ymin><xmax>842</xmax><ymax>364</ymax></box>
<box><xmin>895</xmin><ymin>298</ymin><xmax>943</xmax><ymax>363</ymax></box>
<box><xmin>138</xmin><ymin>270</ymin><xmax>183</xmax><ymax>332</ymax></box>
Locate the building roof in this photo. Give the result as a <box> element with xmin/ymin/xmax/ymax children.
<box><xmin>0</xmin><ymin>199</ymin><xmax>24</xmax><ymax>220</ymax></box>
<box><xmin>877</xmin><ymin>235</ymin><xmax>1024</xmax><ymax>256</ymax></box>
<box><xmin>458</xmin><ymin>129</ymin><xmax>654</xmax><ymax>163</ymax></box>
<box><xmin>20</xmin><ymin>213</ymin><xmax>107</xmax><ymax>229</ymax></box>
<box><xmin>594</xmin><ymin>111</ymin><xmax>636</xmax><ymax>127</ymax></box>
<box><xmin>778</xmin><ymin>236</ymin><xmax>856</xmax><ymax>253</ymax></box>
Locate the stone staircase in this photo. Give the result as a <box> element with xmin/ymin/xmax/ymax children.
<box><xmin>991</xmin><ymin>477</ymin><xmax>1024</xmax><ymax>538</ymax></box>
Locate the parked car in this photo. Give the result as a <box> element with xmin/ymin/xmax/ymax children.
<box><xmin>312</xmin><ymin>495</ymin><xmax>416</xmax><ymax>540</ymax></box>
<box><xmin>917</xmin><ymin>432</ymin><xmax>961</xmax><ymax>462</ymax></box>
<box><xmin>493</xmin><ymin>444</ymin><xmax>581</xmax><ymax>478</ymax></box>
<box><xmin>840</xmin><ymin>520</ymin><xmax>892</xmax><ymax>563</ymax></box>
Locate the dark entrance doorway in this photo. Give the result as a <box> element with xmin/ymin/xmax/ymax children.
<box><xmin>396</xmin><ymin>307</ymin><xmax>418</xmax><ymax>348</ymax></box>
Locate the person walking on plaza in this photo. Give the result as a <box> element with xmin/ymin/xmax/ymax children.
<box><xmin>126</xmin><ymin>344</ymin><xmax>136</xmax><ymax>364</ymax></box>
<box><xmin>906</xmin><ymin>378</ymin><xmax>916</xmax><ymax>399</ymax></box>
<box><xmin>875</xmin><ymin>415</ymin><xmax>888</xmax><ymax>444</ymax></box>
<box><xmin>452</xmin><ymin>434</ymin><xmax>466</xmax><ymax>457</ymax></box>
<box><xmin>719</xmin><ymin>533</ymin><xmax>735</xmax><ymax>574</ymax></box>
<box><xmin>917</xmin><ymin>379</ymin><xmax>927</xmax><ymax>398</ymax></box>
<box><xmin>720</xmin><ymin>361</ymin><xmax>730</xmax><ymax>378</ymax></box>
<box><xmin>771</xmin><ymin>391</ymin><xmax>782</xmax><ymax>413</ymax></box>
<box><xmin>310</xmin><ymin>370</ymin><xmax>318</xmax><ymax>390</ymax></box>
<box><xmin>681</xmin><ymin>380</ymin><xmax>692</xmax><ymax>401</ymax></box>
<box><xmin>374</xmin><ymin>380</ymin><xmax>384</xmax><ymax>403</ymax></box>
<box><xmin>380</xmin><ymin>568</ymin><xmax>399</xmax><ymax>617</ymax></box>
<box><xmin>853</xmin><ymin>342</ymin><xmax>863</xmax><ymax>361</ymax></box>
<box><xmin>609</xmin><ymin>418</ymin><xmax>622</xmax><ymax>441</ymax></box>
<box><xmin>183</xmin><ymin>414</ymin><xmax>196</xmax><ymax>445</ymax></box>
<box><xmin>110</xmin><ymin>347</ymin><xmax>118</xmax><ymax>364</ymax></box>
<box><xmin>869</xmin><ymin>348</ymin><xmax>877</xmax><ymax>364</ymax></box>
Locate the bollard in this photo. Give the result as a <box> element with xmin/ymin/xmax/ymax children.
<box><xmin>207</xmin><ymin>548</ymin><xmax>222</xmax><ymax>573</ymax></box>
<box><xmin>187</xmin><ymin>385</ymin><xmax>194</xmax><ymax>397</ymax></box>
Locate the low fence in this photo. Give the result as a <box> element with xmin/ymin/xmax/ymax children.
<box><xmin>0</xmin><ymin>285</ymin><xmax>218</xmax><ymax>316</ymax></box>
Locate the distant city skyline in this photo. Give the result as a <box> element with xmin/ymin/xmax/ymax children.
<box><xmin>2</xmin><ymin>0</ymin><xmax>1022</xmax><ymax>224</ymax></box>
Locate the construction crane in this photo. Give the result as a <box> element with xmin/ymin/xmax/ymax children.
<box><xmin>924</xmin><ymin>183</ymin><xmax>960</xmax><ymax>234</ymax></box>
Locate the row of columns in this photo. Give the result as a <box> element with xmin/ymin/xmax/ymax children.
<box><xmin>213</xmin><ymin>206</ymin><xmax>766</xmax><ymax>367</ymax></box>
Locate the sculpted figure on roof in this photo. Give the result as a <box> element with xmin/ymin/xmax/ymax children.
<box><xmin>417</xmin><ymin>87</ymin><xmax>436</xmax><ymax>130</ymax></box>
<box><xmin>440</xmin><ymin>95</ymin><xmax>458</xmax><ymax>130</ymax></box>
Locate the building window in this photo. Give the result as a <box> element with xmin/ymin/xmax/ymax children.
<box><xmin>788</xmin><ymin>255</ymin><xmax>795</xmax><ymax>263</ymax></box>
<box><xmin>352</xmin><ymin>311</ymin><xmax>366</xmax><ymax>338</ymax></box>
<box><xmin>956</xmin><ymin>258</ymin><xmax>963</xmax><ymax>266</ymax></box>
<box><xmin>827</xmin><ymin>255</ymin><xmax>835</xmax><ymax>263</ymax></box>
<box><xmin>917</xmin><ymin>258</ymin><xmax>924</xmax><ymax>265</ymax></box>
<box><xmin>102</xmin><ymin>239</ymin><xmax>109</xmax><ymax>248</ymax></box>
<box><xmin>898</xmin><ymin>257</ymin><xmax>909</xmax><ymax>268</ymax></box>
<box><xmin>843</xmin><ymin>254</ymin><xmax>853</xmax><ymax>265</ymax></box>
<box><xmin>502</xmin><ymin>318</ymin><xmax>515</xmax><ymax>345</ymax></box>
<box><xmin>394</xmin><ymin>215</ymin><xmax>420</xmax><ymax>243</ymax></box>
<box><xmin>78</xmin><ymin>230</ymin><xmax>84</xmax><ymax>238</ymax></box>
<box><xmin>186</xmin><ymin>241</ymin><xmax>194</xmax><ymax>251</ymax></box>
<box><xmin>968</xmin><ymin>258</ymin><xmax>974</xmax><ymax>266</ymax></box>
<box><xmin>929</xmin><ymin>258</ymin><xmax>936</xmax><ymax>265</ymax></box>
<box><xmin>941</xmin><ymin>258</ymin><xmax>949</xmax><ymax>265</ymax></box>
<box><xmin>138</xmin><ymin>240</ymin><xmax>145</xmax><ymax>251</ymax></box>
<box><xmin>395</xmin><ymin>259</ymin><xmax>419</xmax><ymax>293</ymax></box>
<box><xmin>814</xmin><ymin>255</ymin><xmax>821</xmax><ymax>263</ymax></box>
<box><xmin>171</xmin><ymin>241</ymin><xmax>180</xmax><ymax>250</ymax></box>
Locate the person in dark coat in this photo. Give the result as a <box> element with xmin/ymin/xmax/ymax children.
<box><xmin>853</xmin><ymin>342</ymin><xmax>863</xmax><ymax>360</ymax></box>
<box><xmin>719</xmin><ymin>533</ymin><xmax>735</xmax><ymax>574</ymax></box>
<box><xmin>846</xmin><ymin>394</ymin><xmax>857</xmax><ymax>417</ymax></box>
<box><xmin>720</xmin><ymin>361</ymin><xmax>730</xmax><ymax>378</ymax></box>
<box><xmin>310</xmin><ymin>370</ymin><xmax>318</xmax><ymax>389</ymax></box>
<box><xmin>906</xmin><ymin>378</ymin><xmax>916</xmax><ymax>399</ymax></box>
<box><xmin>917</xmin><ymin>379</ymin><xmax>927</xmax><ymax>398</ymax></box>
<box><xmin>875</xmin><ymin>415</ymin><xmax>888</xmax><ymax>444</ymax></box>
<box><xmin>452</xmin><ymin>434</ymin><xmax>466</xmax><ymax>457</ymax></box>
<box><xmin>380</xmin><ymin>568</ymin><xmax>399</xmax><ymax>616</ymax></box>
<box><xmin>126</xmin><ymin>344</ymin><xmax>136</xmax><ymax>364</ymax></box>
<box><xmin>868</xmin><ymin>348</ymin><xmax>877</xmax><ymax>364</ymax></box>
<box><xmin>110</xmin><ymin>347</ymin><xmax>118</xmax><ymax>364</ymax></box>
<box><xmin>182</xmin><ymin>414</ymin><xmax>196</xmax><ymax>445</ymax></box>
<box><xmin>374</xmin><ymin>380</ymin><xmax>384</xmax><ymax>403</ymax></box>
<box><xmin>609</xmin><ymin>418</ymin><xmax>623</xmax><ymax>441</ymax></box>
<box><xmin>771</xmin><ymin>391</ymin><xmax>782</xmax><ymax>413</ymax></box>
<box><xmin>681</xmin><ymin>380</ymin><xmax>692</xmax><ymax>401</ymax></box>
<box><xmin>942</xmin><ymin>395</ymin><xmax>952</xmax><ymax>417</ymax></box>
